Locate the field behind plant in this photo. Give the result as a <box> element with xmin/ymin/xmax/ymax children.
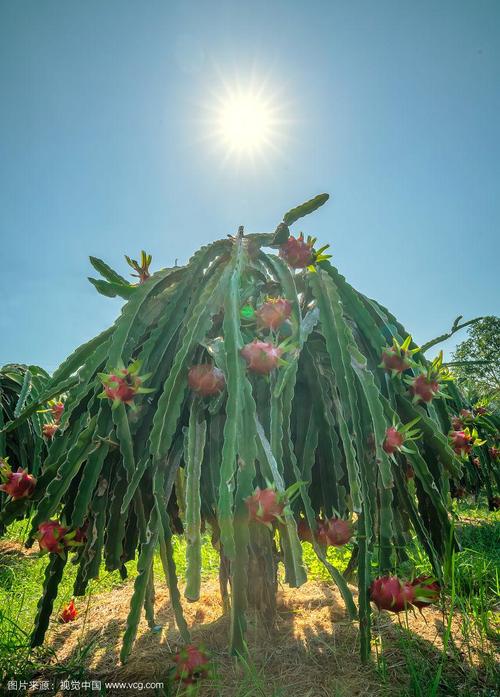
<box><xmin>0</xmin><ymin>502</ymin><xmax>498</xmax><ymax>697</ymax></box>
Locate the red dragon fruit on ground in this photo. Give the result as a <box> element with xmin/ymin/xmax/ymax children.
<box><xmin>411</xmin><ymin>576</ymin><xmax>440</xmax><ymax>609</ymax></box>
<box><xmin>370</xmin><ymin>575</ymin><xmax>415</xmax><ymax>613</ymax></box>
<box><xmin>188</xmin><ymin>364</ymin><xmax>226</xmax><ymax>397</ymax></box>
<box><xmin>59</xmin><ymin>599</ymin><xmax>78</xmax><ymax>623</ymax></box>
<box><xmin>380</xmin><ymin>335</ymin><xmax>419</xmax><ymax>376</ymax></box>
<box><xmin>256</xmin><ymin>297</ymin><xmax>292</xmax><ymax>330</ymax></box>
<box><xmin>42</xmin><ymin>422</ymin><xmax>59</xmax><ymax>439</ymax></box>
<box><xmin>98</xmin><ymin>360</ymin><xmax>153</xmax><ymax>409</ymax></box>
<box><xmin>240</xmin><ymin>340</ymin><xmax>283</xmax><ymax>375</ymax></box>
<box><xmin>173</xmin><ymin>644</ymin><xmax>211</xmax><ymax>685</ymax></box>
<box><xmin>246</xmin><ymin>487</ymin><xmax>285</xmax><ymax>527</ymax></box>
<box><xmin>0</xmin><ymin>467</ymin><xmax>36</xmax><ymax>500</ymax></box>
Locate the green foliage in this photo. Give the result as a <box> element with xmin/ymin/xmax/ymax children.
<box><xmin>451</xmin><ymin>316</ymin><xmax>500</xmax><ymax>401</ymax></box>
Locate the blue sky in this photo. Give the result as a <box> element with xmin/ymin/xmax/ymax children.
<box><xmin>1</xmin><ymin>0</ymin><xmax>499</xmax><ymax>372</ymax></box>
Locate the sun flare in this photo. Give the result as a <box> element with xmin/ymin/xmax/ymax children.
<box><xmin>217</xmin><ymin>92</ymin><xmax>274</xmax><ymax>152</ymax></box>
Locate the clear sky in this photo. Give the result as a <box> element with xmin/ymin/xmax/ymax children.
<box><xmin>1</xmin><ymin>0</ymin><xmax>499</xmax><ymax>372</ymax></box>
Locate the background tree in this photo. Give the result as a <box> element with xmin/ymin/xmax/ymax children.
<box><xmin>450</xmin><ymin>316</ymin><xmax>500</xmax><ymax>402</ymax></box>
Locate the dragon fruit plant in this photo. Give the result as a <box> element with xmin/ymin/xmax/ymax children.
<box><xmin>3</xmin><ymin>193</ymin><xmax>469</xmax><ymax>665</ymax></box>
<box><xmin>441</xmin><ymin>388</ymin><xmax>500</xmax><ymax>505</ymax></box>
<box><xmin>0</xmin><ymin>364</ymin><xmax>53</xmax><ymax>525</ymax></box>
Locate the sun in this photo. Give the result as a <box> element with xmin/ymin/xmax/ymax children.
<box><xmin>216</xmin><ymin>92</ymin><xmax>274</xmax><ymax>153</ymax></box>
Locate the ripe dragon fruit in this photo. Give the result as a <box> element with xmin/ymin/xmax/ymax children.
<box><xmin>0</xmin><ymin>467</ymin><xmax>36</xmax><ymax>500</ymax></box>
<box><xmin>36</xmin><ymin>520</ymin><xmax>70</xmax><ymax>555</ymax></box>
<box><xmin>408</xmin><ymin>374</ymin><xmax>440</xmax><ymax>404</ymax></box>
<box><xmin>449</xmin><ymin>430</ymin><xmax>473</xmax><ymax>457</ymax></box>
<box><xmin>42</xmin><ymin>422</ymin><xmax>59</xmax><ymax>439</ymax></box>
<box><xmin>322</xmin><ymin>517</ymin><xmax>352</xmax><ymax>546</ymax></box>
<box><xmin>240</xmin><ymin>340</ymin><xmax>283</xmax><ymax>375</ymax></box>
<box><xmin>173</xmin><ymin>644</ymin><xmax>211</xmax><ymax>685</ymax></box>
<box><xmin>246</xmin><ymin>487</ymin><xmax>285</xmax><ymax>527</ymax></box>
<box><xmin>36</xmin><ymin>520</ymin><xmax>84</xmax><ymax>555</ymax></box>
<box><xmin>382</xmin><ymin>418</ymin><xmax>421</xmax><ymax>456</ymax></box>
<box><xmin>188</xmin><ymin>364</ymin><xmax>225</xmax><ymax>397</ymax></box>
<box><xmin>474</xmin><ymin>406</ymin><xmax>488</xmax><ymax>416</ymax></box>
<box><xmin>256</xmin><ymin>298</ymin><xmax>292</xmax><ymax>330</ymax></box>
<box><xmin>380</xmin><ymin>336</ymin><xmax>419</xmax><ymax>376</ymax></box>
<box><xmin>451</xmin><ymin>416</ymin><xmax>464</xmax><ymax>430</ymax></box>
<box><xmin>407</xmin><ymin>352</ymin><xmax>452</xmax><ymax>404</ymax></box>
<box><xmin>98</xmin><ymin>360</ymin><xmax>153</xmax><ymax>409</ymax></box>
<box><xmin>279</xmin><ymin>234</ymin><xmax>314</xmax><ymax>268</ymax></box>
<box><xmin>459</xmin><ymin>409</ymin><xmax>474</xmax><ymax>422</ymax></box>
<box><xmin>411</xmin><ymin>576</ymin><xmax>440</xmax><ymax>609</ymax></box>
<box><xmin>51</xmin><ymin>401</ymin><xmax>65</xmax><ymax>423</ymax></box>
<box><xmin>383</xmin><ymin>427</ymin><xmax>405</xmax><ymax>454</ymax></box>
<box><xmin>449</xmin><ymin>427</ymin><xmax>485</xmax><ymax>458</ymax></box>
<box><xmin>59</xmin><ymin>599</ymin><xmax>78</xmax><ymax>623</ymax></box>
<box><xmin>369</xmin><ymin>575</ymin><xmax>415</xmax><ymax>613</ymax></box>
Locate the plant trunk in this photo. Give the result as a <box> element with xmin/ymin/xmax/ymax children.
<box><xmin>217</xmin><ymin>524</ymin><xmax>278</xmax><ymax>628</ymax></box>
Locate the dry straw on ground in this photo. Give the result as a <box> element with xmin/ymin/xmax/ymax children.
<box><xmin>31</xmin><ymin>574</ymin><xmax>497</xmax><ymax>697</ymax></box>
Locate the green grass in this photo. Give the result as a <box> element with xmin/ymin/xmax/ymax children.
<box><xmin>0</xmin><ymin>505</ymin><xmax>499</xmax><ymax>696</ymax></box>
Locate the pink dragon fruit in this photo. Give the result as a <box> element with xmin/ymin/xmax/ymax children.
<box><xmin>256</xmin><ymin>298</ymin><xmax>292</xmax><ymax>330</ymax></box>
<box><xmin>188</xmin><ymin>364</ymin><xmax>225</xmax><ymax>397</ymax></box>
<box><xmin>246</xmin><ymin>487</ymin><xmax>285</xmax><ymax>526</ymax></box>
<box><xmin>322</xmin><ymin>517</ymin><xmax>352</xmax><ymax>546</ymax></box>
<box><xmin>51</xmin><ymin>401</ymin><xmax>65</xmax><ymax>423</ymax></box>
<box><xmin>36</xmin><ymin>520</ymin><xmax>70</xmax><ymax>555</ymax></box>
<box><xmin>370</xmin><ymin>575</ymin><xmax>415</xmax><ymax>613</ymax></box>
<box><xmin>383</xmin><ymin>427</ymin><xmax>405</xmax><ymax>455</ymax></box>
<box><xmin>380</xmin><ymin>336</ymin><xmax>419</xmax><ymax>376</ymax></box>
<box><xmin>42</xmin><ymin>422</ymin><xmax>59</xmax><ymax>439</ymax></box>
<box><xmin>240</xmin><ymin>340</ymin><xmax>283</xmax><ymax>374</ymax></box>
<box><xmin>409</xmin><ymin>374</ymin><xmax>440</xmax><ymax>404</ymax></box>
<box><xmin>98</xmin><ymin>361</ymin><xmax>152</xmax><ymax>409</ymax></box>
<box><xmin>173</xmin><ymin>644</ymin><xmax>211</xmax><ymax>685</ymax></box>
<box><xmin>0</xmin><ymin>467</ymin><xmax>36</xmax><ymax>500</ymax></box>
<box><xmin>407</xmin><ymin>352</ymin><xmax>452</xmax><ymax>404</ymax></box>
<box><xmin>449</xmin><ymin>430</ymin><xmax>473</xmax><ymax>457</ymax></box>
<box><xmin>279</xmin><ymin>234</ymin><xmax>315</xmax><ymax>268</ymax></box>
<box><xmin>382</xmin><ymin>418</ymin><xmax>421</xmax><ymax>456</ymax></box>
<box><xmin>451</xmin><ymin>416</ymin><xmax>464</xmax><ymax>430</ymax></box>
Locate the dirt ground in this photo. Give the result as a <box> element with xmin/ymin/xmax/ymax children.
<box><xmin>33</xmin><ymin>574</ymin><xmax>497</xmax><ymax>697</ymax></box>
